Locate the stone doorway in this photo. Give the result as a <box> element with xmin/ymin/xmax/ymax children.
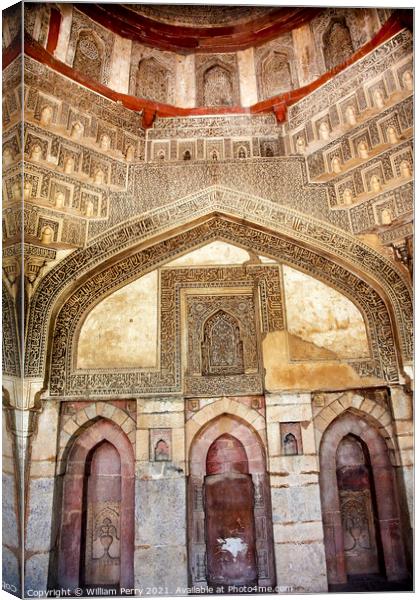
<box><xmin>204</xmin><ymin>435</ymin><xmax>258</xmax><ymax>588</ymax></box>
<box><xmin>188</xmin><ymin>413</ymin><xmax>276</xmax><ymax>590</ymax></box>
<box><xmin>336</xmin><ymin>435</ymin><xmax>383</xmax><ymax>576</ymax></box>
<box><xmin>319</xmin><ymin>411</ymin><xmax>408</xmax><ymax>586</ymax></box>
<box><xmin>81</xmin><ymin>441</ymin><xmax>122</xmax><ymax>588</ymax></box>
<box><xmin>57</xmin><ymin>419</ymin><xmax>135</xmax><ymax>591</ymax></box>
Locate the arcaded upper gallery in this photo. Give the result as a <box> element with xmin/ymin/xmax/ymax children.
<box><xmin>2</xmin><ymin>3</ymin><xmax>413</xmax><ymax>597</ymax></box>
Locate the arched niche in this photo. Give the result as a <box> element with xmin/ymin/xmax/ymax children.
<box><xmin>135</xmin><ymin>57</ymin><xmax>170</xmax><ymax>103</ymax></box>
<box><xmin>56</xmin><ymin>419</ymin><xmax>135</xmax><ymax>591</ymax></box>
<box><xmin>323</xmin><ymin>19</ymin><xmax>354</xmax><ymax>71</ymax></box>
<box><xmin>188</xmin><ymin>414</ymin><xmax>276</xmax><ymax>589</ymax></box>
<box><xmin>204</xmin><ymin>64</ymin><xmax>233</xmax><ymax>106</ymax></box>
<box><xmin>73</xmin><ymin>30</ymin><xmax>104</xmax><ymax>82</ymax></box>
<box><xmin>319</xmin><ymin>410</ymin><xmax>408</xmax><ymax>585</ymax></box>
<box><xmin>196</xmin><ymin>59</ymin><xmax>240</xmax><ymax>107</ymax></box>
<box><xmin>201</xmin><ymin>310</ymin><xmax>244</xmax><ymax>376</ymax></box>
<box><xmin>258</xmin><ymin>49</ymin><xmax>296</xmax><ymax>99</ymax></box>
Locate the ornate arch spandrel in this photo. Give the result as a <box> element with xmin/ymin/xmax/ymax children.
<box><xmin>72</xmin><ymin>29</ymin><xmax>105</xmax><ymax>83</ymax></box>
<box><xmin>323</xmin><ymin>18</ymin><xmax>354</xmax><ymax>71</ymax></box>
<box><xmin>135</xmin><ymin>57</ymin><xmax>170</xmax><ymax>103</ymax></box>
<box><xmin>46</xmin><ymin>219</ymin><xmax>399</xmax><ymax>396</ymax></box>
<box><xmin>256</xmin><ymin>46</ymin><xmax>299</xmax><ymax>101</ymax></box>
<box><xmin>25</xmin><ymin>190</ymin><xmax>412</xmax><ymax>387</ymax></box>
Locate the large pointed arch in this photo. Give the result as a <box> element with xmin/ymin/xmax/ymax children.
<box><xmin>25</xmin><ymin>188</ymin><xmax>412</xmax><ymax>398</ymax></box>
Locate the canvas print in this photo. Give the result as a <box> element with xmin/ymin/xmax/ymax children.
<box><xmin>2</xmin><ymin>1</ymin><xmax>413</xmax><ymax>598</ymax></box>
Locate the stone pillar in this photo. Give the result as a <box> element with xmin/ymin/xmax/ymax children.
<box><xmin>53</xmin><ymin>4</ymin><xmax>73</xmax><ymax>64</ymax></box>
<box><xmin>24</xmin><ymin>401</ymin><xmax>60</xmax><ymax>595</ymax></box>
<box><xmin>292</xmin><ymin>23</ymin><xmax>319</xmax><ymax>87</ymax></box>
<box><xmin>389</xmin><ymin>385</ymin><xmax>413</xmax><ymax>565</ymax></box>
<box><xmin>175</xmin><ymin>54</ymin><xmax>196</xmax><ymax>108</ymax></box>
<box><xmin>266</xmin><ymin>392</ymin><xmax>328</xmax><ymax>592</ymax></box>
<box><xmin>2</xmin><ymin>404</ymin><xmax>22</xmax><ymax>596</ymax></box>
<box><xmin>108</xmin><ymin>35</ymin><xmax>132</xmax><ymax>94</ymax></box>
<box><xmin>237</xmin><ymin>48</ymin><xmax>258</xmax><ymax>106</ymax></box>
<box><xmin>134</xmin><ymin>397</ymin><xmax>188</xmax><ymax>594</ymax></box>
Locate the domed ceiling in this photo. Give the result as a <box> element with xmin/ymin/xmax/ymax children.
<box><xmin>124</xmin><ymin>4</ymin><xmax>279</xmax><ymax>27</ymax></box>
<box><xmin>76</xmin><ymin>3</ymin><xmax>322</xmax><ymax>52</ymax></box>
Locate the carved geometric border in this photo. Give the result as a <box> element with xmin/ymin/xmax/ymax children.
<box><xmin>26</xmin><ymin>187</ymin><xmax>412</xmax><ymax>383</ymax></box>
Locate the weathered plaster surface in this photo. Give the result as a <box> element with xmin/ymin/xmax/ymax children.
<box><xmin>237</xmin><ymin>47</ymin><xmax>259</xmax><ymax>106</ymax></box>
<box><xmin>167</xmin><ymin>241</ymin><xmax>250</xmax><ymax>266</ymax></box>
<box><xmin>283</xmin><ymin>265</ymin><xmax>369</xmax><ymax>359</ymax></box>
<box><xmin>263</xmin><ymin>331</ymin><xmax>381</xmax><ymax>391</ymax></box>
<box><xmin>108</xmin><ymin>34</ymin><xmax>132</xmax><ymax>94</ymax></box>
<box><xmin>77</xmin><ymin>271</ymin><xmax>158</xmax><ymax>369</ymax></box>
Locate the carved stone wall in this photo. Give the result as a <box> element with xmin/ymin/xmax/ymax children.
<box><xmin>73</xmin><ymin>30</ymin><xmax>105</xmax><ymax>83</ymax></box>
<box><xmin>323</xmin><ymin>19</ymin><xmax>354</xmax><ymax>71</ymax></box>
<box><xmin>311</xmin><ymin>8</ymin><xmax>382</xmax><ymax>74</ymax></box>
<box><xmin>24</xmin><ymin>2</ymin><xmax>51</xmax><ymax>47</ymax></box>
<box><xmin>2</xmin><ymin>3</ymin><xmax>21</xmax><ymax>49</ymax></box>
<box><xmin>190</xmin><ymin>298</ymin><xmax>252</xmax><ymax>377</ymax></box>
<box><xmin>2</xmin><ymin>287</ymin><xmax>20</xmax><ymax>378</ymax></box>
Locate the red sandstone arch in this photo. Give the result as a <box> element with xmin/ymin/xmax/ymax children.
<box><xmin>57</xmin><ymin>419</ymin><xmax>135</xmax><ymax>590</ymax></box>
<box><xmin>319</xmin><ymin>410</ymin><xmax>408</xmax><ymax>585</ymax></box>
<box><xmin>188</xmin><ymin>413</ymin><xmax>276</xmax><ymax>588</ymax></box>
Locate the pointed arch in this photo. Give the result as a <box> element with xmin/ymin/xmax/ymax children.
<box><xmin>196</xmin><ymin>59</ymin><xmax>240</xmax><ymax>106</ymax></box>
<box><xmin>201</xmin><ymin>309</ymin><xmax>244</xmax><ymax>376</ymax></box>
<box><xmin>319</xmin><ymin>410</ymin><xmax>408</xmax><ymax>584</ymax></box>
<box><xmin>187</xmin><ymin>412</ymin><xmax>276</xmax><ymax>587</ymax></box>
<box><xmin>57</xmin><ymin>418</ymin><xmax>134</xmax><ymax>589</ymax></box>
<box><xmin>25</xmin><ymin>190</ymin><xmax>412</xmax><ymax>396</ymax></box>
<box><xmin>72</xmin><ymin>29</ymin><xmax>104</xmax><ymax>82</ymax></box>
<box><xmin>135</xmin><ymin>56</ymin><xmax>170</xmax><ymax>103</ymax></box>
<box><xmin>323</xmin><ymin>19</ymin><xmax>354</xmax><ymax>71</ymax></box>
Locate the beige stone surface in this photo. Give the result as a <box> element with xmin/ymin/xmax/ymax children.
<box><xmin>138</xmin><ymin>412</ymin><xmax>184</xmax><ymax>429</ymax></box>
<box><xmin>269</xmin><ymin>454</ymin><xmax>319</xmax><ymax>475</ymax></box>
<box><xmin>301</xmin><ymin>422</ymin><xmax>317</xmax><ymax>454</ymax></box>
<box><xmin>108</xmin><ymin>35</ymin><xmax>132</xmax><ymax>94</ymax></box>
<box><xmin>283</xmin><ymin>265</ymin><xmax>369</xmax><ymax>359</ymax></box>
<box><xmin>28</xmin><ymin>461</ymin><xmax>56</xmax><ymax>478</ymax></box>
<box><xmin>273</xmin><ymin>520</ymin><xmax>324</xmax><ymax>544</ymax></box>
<box><xmin>273</xmin><ymin>541</ymin><xmax>328</xmax><ymax>592</ymax></box>
<box><xmin>77</xmin><ymin>271</ymin><xmax>158</xmax><ymax>368</ymax></box>
<box><xmin>266</xmin><ymin>392</ymin><xmax>311</xmax><ymax>406</ymax></box>
<box><xmin>175</xmin><ymin>53</ymin><xmax>196</xmax><ymax>108</ymax></box>
<box><xmin>390</xmin><ymin>386</ymin><xmax>413</xmax><ymax>420</ymax></box>
<box><xmin>167</xmin><ymin>240</ymin><xmax>250</xmax><ymax>266</ymax></box>
<box><xmin>136</xmin><ymin>429</ymin><xmax>150</xmax><ymax>462</ymax></box>
<box><xmin>267</xmin><ymin>403</ymin><xmax>312</xmax><ymax>423</ymax></box>
<box><xmin>292</xmin><ymin>23</ymin><xmax>319</xmax><ymax>86</ymax></box>
<box><xmin>263</xmin><ymin>331</ymin><xmax>381</xmax><ymax>391</ymax></box>
<box><xmin>53</xmin><ymin>3</ymin><xmax>73</xmax><ymax>63</ymax></box>
<box><xmin>137</xmin><ymin>397</ymin><xmax>184</xmax><ymax>415</ymax></box>
<box><xmin>237</xmin><ymin>47</ymin><xmax>259</xmax><ymax>105</ymax></box>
